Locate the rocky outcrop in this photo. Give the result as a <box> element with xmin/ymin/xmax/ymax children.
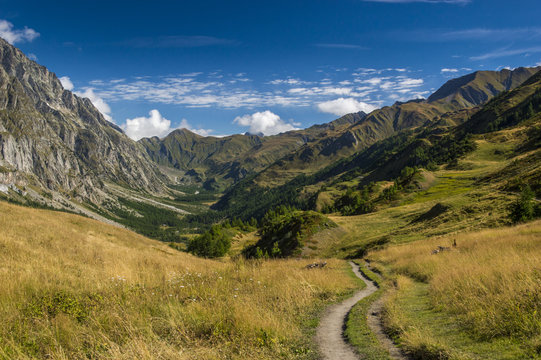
<box><xmin>0</xmin><ymin>37</ymin><xmax>165</xmax><ymax>203</ymax></box>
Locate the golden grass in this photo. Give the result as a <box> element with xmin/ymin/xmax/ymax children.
<box><xmin>372</xmin><ymin>220</ymin><xmax>541</xmax><ymax>351</ymax></box>
<box><xmin>0</xmin><ymin>201</ymin><xmax>357</xmax><ymax>359</ymax></box>
<box><xmin>229</xmin><ymin>231</ymin><xmax>259</xmax><ymax>257</ymax></box>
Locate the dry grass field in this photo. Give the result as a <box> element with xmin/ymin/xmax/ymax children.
<box><xmin>0</xmin><ymin>201</ymin><xmax>358</xmax><ymax>359</ymax></box>
<box><xmin>370</xmin><ymin>220</ymin><xmax>541</xmax><ymax>359</ymax></box>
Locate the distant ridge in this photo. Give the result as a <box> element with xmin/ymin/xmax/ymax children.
<box><xmin>428</xmin><ymin>67</ymin><xmax>541</xmax><ymax>106</ymax></box>
<box><xmin>237</xmin><ymin>67</ymin><xmax>541</xmax><ymax>188</ymax></box>
<box><xmin>139</xmin><ymin>111</ymin><xmax>368</xmax><ymax>189</ymax></box>
<box><xmin>212</xmin><ymin>67</ymin><xmax>541</xmax><ymax>218</ymax></box>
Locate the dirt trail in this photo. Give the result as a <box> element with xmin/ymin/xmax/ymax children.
<box><xmin>367</xmin><ymin>299</ymin><xmax>407</xmax><ymax>360</ymax></box>
<box><xmin>316</xmin><ymin>261</ymin><xmax>405</xmax><ymax>360</ymax></box>
<box><xmin>316</xmin><ymin>261</ymin><xmax>377</xmax><ymax>360</ymax></box>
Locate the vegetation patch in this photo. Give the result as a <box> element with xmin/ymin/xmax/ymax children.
<box><xmin>23</xmin><ymin>291</ymin><xmax>102</xmax><ymax>323</ymax></box>
<box><xmin>243</xmin><ymin>206</ymin><xmax>337</xmax><ymax>258</ymax></box>
<box><xmin>510</xmin><ymin>185</ymin><xmax>541</xmax><ymax>223</ymax></box>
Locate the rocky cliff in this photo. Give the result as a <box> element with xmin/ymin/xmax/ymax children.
<box><xmin>0</xmin><ymin>37</ymin><xmax>165</xmax><ymax>203</ymax></box>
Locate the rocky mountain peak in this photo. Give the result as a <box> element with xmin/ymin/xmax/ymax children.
<box><xmin>0</xmin><ymin>38</ymin><xmax>166</xmax><ymax>204</ymax></box>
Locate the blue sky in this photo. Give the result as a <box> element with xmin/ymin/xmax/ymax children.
<box><xmin>2</xmin><ymin>0</ymin><xmax>541</xmax><ymax>139</ymax></box>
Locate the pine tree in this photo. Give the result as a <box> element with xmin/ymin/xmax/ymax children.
<box><xmin>510</xmin><ymin>185</ymin><xmax>536</xmax><ymax>223</ymax></box>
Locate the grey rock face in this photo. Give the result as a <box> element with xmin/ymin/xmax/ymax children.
<box><xmin>0</xmin><ymin>37</ymin><xmax>165</xmax><ymax>203</ymax></box>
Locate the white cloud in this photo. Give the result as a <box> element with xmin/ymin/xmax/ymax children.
<box><xmin>441</xmin><ymin>68</ymin><xmax>459</xmax><ymax>73</ymax></box>
<box><xmin>397</xmin><ymin>78</ymin><xmax>424</xmax><ymax>88</ymax></box>
<box><xmin>123</xmin><ymin>35</ymin><xmax>239</xmax><ymax>48</ymax></box>
<box><xmin>59</xmin><ymin>76</ymin><xmax>74</xmax><ymax>91</ymax></box>
<box><xmin>178</xmin><ymin>118</ymin><xmax>214</xmax><ymax>137</ymax></box>
<box><xmin>0</xmin><ymin>19</ymin><xmax>39</xmax><ymax>44</ymax></box>
<box><xmin>122</xmin><ymin>110</ymin><xmax>172</xmax><ymax>140</ymax></box>
<box><xmin>317</xmin><ymin>98</ymin><xmax>377</xmax><ymax>116</ymax></box>
<box><xmin>80</xmin><ymin>70</ymin><xmax>430</xmax><ymax>116</ymax></box>
<box><xmin>364</xmin><ymin>77</ymin><xmax>385</xmax><ymax>86</ymax></box>
<box><xmin>233</xmin><ymin>111</ymin><xmax>299</xmax><ymax>135</ymax></box>
<box><xmin>379</xmin><ymin>77</ymin><xmax>423</xmax><ymax>91</ymax></box>
<box><xmin>471</xmin><ymin>46</ymin><xmax>541</xmax><ymax>61</ymax></box>
<box><xmin>75</xmin><ymin>88</ymin><xmax>113</xmax><ymax>122</ymax></box>
<box><xmin>269</xmin><ymin>78</ymin><xmax>305</xmax><ymax>85</ymax></box>
<box><xmin>442</xmin><ymin>28</ymin><xmax>541</xmax><ymax>41</ymax></box>
<box><xmin>321</xmin><ymin>87</ymin><xmax>352</xmax><ymax>95</ymax></box>
<box><xmin>27</xmin><ymin>53</ymin><xmax>38</xmax><ymax>61</ymax></box>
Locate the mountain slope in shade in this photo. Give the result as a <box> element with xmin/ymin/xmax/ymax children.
<box><xmin>0</xmin><ymin>37</ymin><xmax>165</xmax><ymax>203</ymax></box>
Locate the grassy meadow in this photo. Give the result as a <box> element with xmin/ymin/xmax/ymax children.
<box><xmin>308</xmin><ymin>135</ymin><xmax>522</xmax><ymax>259</ymax></box>
<box><xmin>0</xmin><ymin>201</ymin><xmax>359</xmax><ymax>359</ymax></box>
<box><xmin>369</xmin><ymin>220</ymin><xmax>541</xmax><ymax>359</ymax></box>
<box><xmin>299</xmin><ymin>123</ymin><xmax>541</xmax><ymax>358</ymax></box>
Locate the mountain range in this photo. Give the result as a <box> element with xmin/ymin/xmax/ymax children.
<box><xmin>0</xmin><ymin>36</ymin><xmax>539</xmax><ymax>227</ymax></box>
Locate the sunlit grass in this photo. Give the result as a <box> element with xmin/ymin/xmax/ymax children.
<box><xmin>311</xmin><ymin>139</ymin><xmax>517</xmax><ymax>258</ymax></box>
<box><xmin>0</xmin><ymin>201</ymin><xmax>358</xmax><ymax>359</ymax></box>
<box><xmin>371</xmin><ymin>220</ymin><xmax>541</xmax><ymax>359</ymax></box>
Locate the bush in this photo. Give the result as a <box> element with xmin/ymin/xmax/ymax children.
<box><xmin>334</xmin><ymin>186</ymin><xmax>374</xmax><ymax>216</ymax></box>
<box><xmin>187</xmin><ymin>226</ymin><xmax>231</xmax><ymax>258</ymax></box>
<box><xmin>510</xmin><ymin>185</ymin><xmax>539</xmax><ymax>223</ymax></box>
<box><xmin>243</xmin><ymin>207</ymin><xmax>336</xmax><ymax>258</ymax></box>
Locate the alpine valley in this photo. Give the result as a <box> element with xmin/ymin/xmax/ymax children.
<box><xmin>1</xmin><ymin>36</ymin><xmax>541</xmax><ymax>360</ymax></box>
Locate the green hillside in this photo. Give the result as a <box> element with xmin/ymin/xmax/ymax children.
<box><xmin>139</xmin><ymin>112</ymin><xmax>367</xmax><ymax>190</ymax></box>
<box><xmin>212</xmin><ymin>68</ymin><xmax>540</xmax><ymax>219</ymax></box>
<box><xmin>235</xmin><ymin>67</ymin><xmax>540</xmax><ymax>189</ymax></box>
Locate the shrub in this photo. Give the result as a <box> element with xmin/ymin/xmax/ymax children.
<box><xmin>243</xmin><ymin>207</ymin><xmax>336</xmax><ymax>258</ymax></box>
<box><xmin>334</xmin><ymin>187</ymin><xmax>374</xmax><ymax>216</ymax></box>
<box><xmin>187</xmin><ymin>226</ymin><xmax>231</xmax><ymax>258</ymax></box>
<box><xmin>510</xmin><ymin>185</ymin><xmax>538</xmax><ymax>223</ymax></box>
